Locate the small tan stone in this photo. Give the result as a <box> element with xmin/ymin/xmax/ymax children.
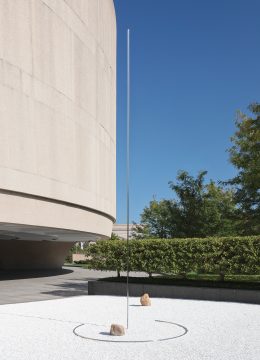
<box><xmin>110</xmin><ymin>324</ymin><xmax>125</xmax><ymax>336</ymax></box>
<box><xmin>140</xmin><ymin>293</ymin><xmax>151</xmax><ymax>306</ymax></box>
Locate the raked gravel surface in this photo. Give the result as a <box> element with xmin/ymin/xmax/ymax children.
<box><xmin>0</xmin><ymin>295</ymin><xmax>259</xmax><ymax>360</ymax></box>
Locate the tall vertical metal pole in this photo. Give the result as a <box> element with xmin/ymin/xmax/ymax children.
<box><xmin>126</xmin><ymin>29</ymin><xmax>130</xmax><ymax>329</ymax></box>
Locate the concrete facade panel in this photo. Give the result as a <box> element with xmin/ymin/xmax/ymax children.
<box><xmin>0</xmin><ymin>0</ymin><xmax>116</xmax><ymax>269</ymax></box>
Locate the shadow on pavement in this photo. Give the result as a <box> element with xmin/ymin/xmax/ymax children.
<box><xmin>41</xmin><ymin>281</ymin><xmax>88</xmax><ymax>297</ymax></box>
<box><xmin>0</xmin><ymin>268</ymin><xmax>73</xmax><ymax>281</ymax></box>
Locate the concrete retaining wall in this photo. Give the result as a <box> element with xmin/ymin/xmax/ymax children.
<box><xmin>88</xmin><ymin>280</ymin><xmax>260</xmax><ymax>305</ymax></box>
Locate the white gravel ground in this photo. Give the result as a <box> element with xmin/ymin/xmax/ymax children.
<box><xmin>0</xmin><ymin>296</ymin><xmax>259</xmax><ymax>360</ymax></box>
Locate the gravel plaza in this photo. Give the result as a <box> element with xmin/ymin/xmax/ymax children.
<box><xmin>0</xmin><ymin>294</ymin><xmax>259</xmax><ymax>360</ymax></box>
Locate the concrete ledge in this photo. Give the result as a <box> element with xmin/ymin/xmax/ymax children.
<box><xmin>88</xmin><ymin>280</ymin><xmax>260</xmax><ymax>305</ymax></box>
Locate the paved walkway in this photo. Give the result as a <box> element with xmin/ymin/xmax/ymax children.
<box><xmin>0</xmin><ymin>266</ymin><xmax>119</xmax><ymax>305</ymax></box>
<box><xmin>0</xmin><ymin>266</ymin><xmax>146</xmax><ymax>305</ymax></box>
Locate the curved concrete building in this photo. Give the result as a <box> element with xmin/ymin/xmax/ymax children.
<box><xmin>0</xmin><ymin>0</ymin><xmax>116</xmax><ymax>269</ymax></box>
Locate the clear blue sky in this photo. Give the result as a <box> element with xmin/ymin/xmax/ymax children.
<box><xmin>114</xmin><ymin>0</ymin><xmax>260</xmax><ymax>224</ymax></box>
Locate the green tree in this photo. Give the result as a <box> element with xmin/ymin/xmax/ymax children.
<box><xmin>131</xmin><ymin>222</ymin><xmax>151</xmax><ymax>239</ymax></box>
<box><xmin>169</xmin><ymin>171</ymin><xmax>237</xmax><ymax>237</ymax></box>
<box><xmin>110</xmin><ymin>232</ymin><xmax>121</xmax><ymax>240</ymax></box>
<box><xmin>169</xmin><ymin>170</ymin><xmax>207</xmax><ymax>237</ymax></box>
<box><xmin>203</xmin><ymin>181</ymin><xmax>237</xmax><ymax>236</ymax></box>
<box><xmin>135</xmin><ymin>171</ymin><xmax>237</xmax><ymax>238</ymax></box>
<box><xmin>133</xmin><ymin>198</ymin><xmax>178</xmax><ymax>239</ymax></box>
<box><xmin>228</xmin><ymin>103</ymin><xmax>260</xmax><ymax>234</ymax></box>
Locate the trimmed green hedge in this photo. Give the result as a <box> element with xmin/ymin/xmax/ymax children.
<box><xmin>84</xmin><ymin>236</ymin><xmax>260</xmax><ymax>279</ymax></box>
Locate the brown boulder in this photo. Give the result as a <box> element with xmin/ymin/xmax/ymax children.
<box><xmin>140</xmin><ymin>293</ymin><xmax>151</xmax><ymax>306</ymax></box>
<box><xmin>110</xmin><ymin>324</ymin><xmax>125</xmax><ymax>336</ymax></box>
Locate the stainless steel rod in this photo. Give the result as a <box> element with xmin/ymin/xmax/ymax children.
<box><xmin>126</xmin><ymin>28</ymin><xmax>130</xmax><ymax>330</ymax></box>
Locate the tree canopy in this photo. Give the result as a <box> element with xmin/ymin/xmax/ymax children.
<box><xmin>227</xmin><ymin>103</ymin><xmax>260</xmax><ymax>234</ymax></box>
<box><xmin>134</xmin><ymin>102</ymin><xmax>260</xmax><ymax>239</ymax></box>
<box><xmin>134</xmin><ymin>171</ymin><xmax>237</xmax><ymax>238</ymax></box>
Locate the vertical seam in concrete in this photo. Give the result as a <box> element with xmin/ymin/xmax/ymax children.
<box><xmin>29</xmin><ymin>0</ymin><xmax>34</xmax><ymax>76</ymax></box>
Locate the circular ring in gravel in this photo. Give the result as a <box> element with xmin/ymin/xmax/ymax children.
<box><xmin>73</xmin><ymin>320</ymin><xmax>188</xmax><ymax>343</ymax></box>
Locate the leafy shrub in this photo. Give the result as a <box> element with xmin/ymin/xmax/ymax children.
<box><xmin>85</xmin><ymin>236</ymin><xmax>260</xmax><ymax>279</ymax></box>
<box><xmin>84</xmin><ymin>240</ymin><xmax>127</xmax><ymax>277</ymax></box>
<box><xmin>65</xmin><ymin>244</ymin><xmax>85</xmax><ymax>264</ymax></box>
